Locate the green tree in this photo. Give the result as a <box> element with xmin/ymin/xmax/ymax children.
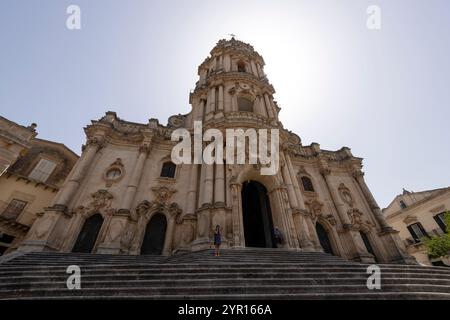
<box><xmin>423</xmin><ymin>211</ymin><xmax>450</xmax><ymax>259</ymax></box>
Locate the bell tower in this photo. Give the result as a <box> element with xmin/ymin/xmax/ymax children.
<box><xmin>189</xmin><ymin>37</ymin><xmax>280</xmax><ymax>126</ymax></box>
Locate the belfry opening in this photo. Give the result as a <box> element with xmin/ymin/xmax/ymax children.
<box><xmin>241</xmin><ymin>181</ymin><xmax>276</xmax><ymax>248</ymax></box>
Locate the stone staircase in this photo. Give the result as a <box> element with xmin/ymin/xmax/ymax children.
<box><xmin>1</xmin><ymin>248</ymin><xmax>450</xmax><ymax>299</ymax></box>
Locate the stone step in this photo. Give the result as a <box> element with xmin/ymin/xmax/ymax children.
<box><xmin>2</xmin><ymin>277</ymin><xmax>450</xmax><ymax>290</ymax></box>
<box><xmin>2</xmin><ymin>266</ymin><xmax>450</xmax><ymax>278</ymax></box>
<box><xmin>4</xmin><ymin>271</ymin><xmax>450</xmax><ymax>283</ymax></box>
<box><xmin>1</xmin><ymin>284</ymin><xmax>449</xmax><ymax>299</ymax></box>
<box><xmin>1</xmin><ymin>250</ymin><xmax>449</xmax><ymax>300</ymax></box>
<box><xmin>4</xmin><ymin>291</ymin><xmax>450</xmax><ymax>300</ymax></box>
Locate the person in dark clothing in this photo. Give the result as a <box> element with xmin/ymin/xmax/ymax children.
<box><xmin>214</xmin><ymin>225</ymin><xmax>222</xmax><ymax>256</ymax></box>
<box><xmin>274</xmin><ymin>227</ymin><xmax>283</xmax><ymax>246</ymax></box>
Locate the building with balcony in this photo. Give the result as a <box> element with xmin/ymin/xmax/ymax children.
<box><xmin>384</xmin><ymin>187</ymin><xmax>450</xmax><ymax>266</ymax></box>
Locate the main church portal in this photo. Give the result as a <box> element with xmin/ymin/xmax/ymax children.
<box><xmin>241</xmin><ymin>181</ymin><xmax>276</xmax><ymax>248</ymax></box>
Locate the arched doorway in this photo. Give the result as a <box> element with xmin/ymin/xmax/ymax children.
<box><xmin>72</xmin><ymin>213</ymin><xmax>104</xmax><ymax>253</ymax></box>
<box><xmin>140</xmin><ymin>213</ymin><xmax>167</xmax><ymax>255</ymax></box>
<box><xmin>360</xmin><ymin>231</ymin><xmax>377</xmax><ymax>262</ymax></box>
<box><xmin>241</xmin><ymin>181</ymin><xmax>276</xmax><ymax>248</ymax></box>
<box><xmin>316</xmin><ymin>222</ymin><xmax>335</xmax><ymax>255</ymax></box>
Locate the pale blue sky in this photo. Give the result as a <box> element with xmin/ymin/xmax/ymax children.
<box><xmin>0</xmin><ymin>0</ymin><xmax>449</xmax><ymax>208</ymax></box>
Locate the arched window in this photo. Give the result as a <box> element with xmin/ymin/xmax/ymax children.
<box><xmin>301</xmin><ymin>176</ymin><xmax>315</xmax><ymax>192</ymax></box>
<box><xmin>72</xmin><ymin>214</ymin><xmax>104</xmax><ymax>253</ymax></box>
<box><xmin>399</xmin><ymin>200</ymin><xmax>407</xmax><ymax>209</ymax></box>
<box><xmin>238</xmin><ymin>97</ymin><xmax>254</xmax><ymax>112</ymax></box>
<box><xmin>237</xmin><ymin>61</ymin><xmax>246</xmax><ymax>72</ymax></box>
<box><xmin>359</xmin><ymin>231</ymin><xmax>376</xmax><ymax>260</ymax></box>
<box><xmin>160</xmin><ymin>161</ymin><xmax>176</xmax><ymax>178</ymax></box>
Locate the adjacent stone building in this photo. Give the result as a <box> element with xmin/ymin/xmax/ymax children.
<box><xmin>18</xmin><ymin>38</ymin><xmax>415</xmax><ymax>264</ymax></box>
<box><xmin>384</xmin><ymin>187</ymin><xmax>450</xmax><ymax>266</ymax></box>
<box><xmin>0</xmin><ymin>117</ymin><xmax>78</xmax><ymax>255</ymax></box>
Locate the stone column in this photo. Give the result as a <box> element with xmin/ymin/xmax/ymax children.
<box><xmin>200</xmin><ymin>164</ymin><xmax>214</xmax><ymax>207</ymax></box>
<box><xmin>281</xmin><ymin>159</ymin><xmax>299</xmax><ymax>209</ymax></box>
<box><xmin>270</xmin><ymin>99</ymin><xmax>278</xmax><ymax>120</ymax></box>
<box><xmin>162</xmin><ymin>217</ymin><xmax>176</xmax><ymax>256</ymax></box>
<box><xmin>269</xmin><ymin>185</ymin><xmax>300</xmax><ymax>249</ymax></box>
<box><xmin>52</xmin><ymin>137</ymin><xmax>102</xmax><ymax>208</ymax></box>
<box><xmin>256</xmin><ymin>96</ymin><xmax>267</xmax><ymax>117</ymax></box>
<box><xmin>321</xmin><ymin>167</ymin><xmax>374</xmax><ymax>262</ymax></box>
<box><xmin>205</xmin><ymin>87</ymin><xmax>216</xmax><ymax>120</ymax></box>
<box><xmin>264</xmin><ymin>94</ymin><xmax>274</xmax><ymax>118</ymax></box>
<box><xmin>352</xmin><ymin>170</ymin><xmax>391</xmax><ymax>230</ymax></box>
<box><xmin>219</xmin><ymin>55</ymin><xmax>223</xmax><ymax>70</ymax></box>
<box><xmin>250</xmin><ymin>60</ymin><xmax>258</xmax><ymax>77</ymax></box>
<box><xmin>195</xmin><ymin>99</ymin><xmax>205</xmax><ymax>121</ymax></box>
<box><xmin>282</xmin><ymin>153</ymin><xmax>317</xmax><ymax>250</ymax></box>
<box><xmin>224</xmin><ymin>54</ymin><xmax>231</xmax><ymax>72</ymax></box>
<box><xmin>320</xmin><ymin>168</ymin><xmax>351</xmax><ymax>227</ymax></box>
<box><xmin>292</xmin><ymin>211</ymin><xmax>316</xmax><ymax>251</ymax></box>
<box><xmin>257</xmin><ymin>63</ymin><xmax>263</xmax><ymax>78</ymax></box>
<box><xmin>285</xmin><ymin>153</ymin><xmax>306</xmax><ymax>210</ymax></box>
<box><xmin>230</xmin><ymin>180</ymin><xmax>244</xmax><ymax>247</ymax></box>
<box><xmin>218</xmin><ymin>86</ymin><xmax>224</xmax><ymax>112</ymax></box>
<box><xmin>304</xmin><ymin>211</ymin><xmax>323</xmax><ymax>250</ymax></box>
<box><xmin>119</xmin><ymin>144</ymin><xmax>150</xmax><ymax>217</ymax></box>
<box><xmin>214</xmin><ymin>164</ymin><xmax>225</xmax><ymax>205</ymax></box>
<box><xmin>352</xmin><ymin>169</ymin><xmax>416</xmax><ymax>264</ymax></box>
<box><xmin>231</xmin><ymin>94</ymin><xmax>238</xmax><ymax>112</ymax></box>
<box><xmin>185</xmin><ymin>164</ymin><xmax>199</xmax><ymax>215</ymax></box>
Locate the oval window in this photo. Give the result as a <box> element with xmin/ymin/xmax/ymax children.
<box><xmin>106</xmin><ymin>168</ymin><xmax>122</xmax><ymax>180</ymax></box>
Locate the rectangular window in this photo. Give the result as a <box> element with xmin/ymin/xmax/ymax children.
<box><xmin>434</xmin><ymin>212</ymin><xmax>447</xmax><ymax>233</ymax></box>
<box><xmin>28</xmin><ymin>158</ymin><xmax>56</xmax><ymax>183</ymax></box>
<box><xmin>1</xmin><ymin>199</ymin><xmax>28</xmax><ymax>220</ymax></box>
<box><xmin>0</xmin><ymin>233</ymin><xmax>15</xmax><ymax>256</ymax></box>
<box><xmin>399</xmin><ymin>200</ymin><xmax>407</xmax><ymax>209</ymax></box>
<box><xmin>407</xmin><ymin>223</ymin><xmax>429</xmax><ymax>243</ymax></box>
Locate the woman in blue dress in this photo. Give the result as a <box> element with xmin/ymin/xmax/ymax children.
<box><xmin>214</xmin><ymin>225</ymin><xmax>222</xmax><ymax>257</ymax></box>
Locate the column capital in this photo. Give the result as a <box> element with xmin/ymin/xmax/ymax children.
<box><xmin>352</xmin><ymin>169</ymin><xmax>364</xmax><ymax>179</ymax></box>
<box><xmin>320</xmin><ymin>167</ymin><xmax>331</xmax><ymax>176</ymax></box>
<box><xmin>139</xmin><ymin>144</ymin><xmax>152</xmax><ymax>155</ymax></box>
<box><xmin>86</xmin><ymin>136</ymin><xmax>105</xmax><ymax>148</ymax></box>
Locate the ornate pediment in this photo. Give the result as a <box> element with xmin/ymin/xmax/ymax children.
<box><xmin>74</xmin><ymin>189</ymin><xmax>114</xmax><ymax>217</ymax></box>
<box><xmin>403</xmin><ymin>214</ymin><xmax>418</xmax><ymax>224</ymax></box>
<box><xmin>167</xmin><ymin>114</ymin><xmax>186</xmax><ymax>129</ymax></box>
<box><xmin>347</xmin><ymin>208</ymin><xmax>373</xmax><ymax>231</ymax></box>
<box><xmin>134</xmin><ymin>199</ymin><xmax>182</xmax><ymax>221</ymax></box>
<box><xmin>151</xmin><ymin>186</ymin><xmax>177</xmax><ymax>205</ymax></box>
<box><xmin>339</xmin><ymin>183</ymin><xmax>354</xmax><ymax>208</ymax></box>
<box><xmin>305</xmin><ymin>198</ymin><xmax>324</xmax><ymax>220</ymax></box>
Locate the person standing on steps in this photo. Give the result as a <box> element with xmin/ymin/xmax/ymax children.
<box><xmin>214</xmin><ymin>225</ymin><xmax>222</xmax><ymax>257</ymax></box>
<box><xmin>274</xmin><ymin>226</ymin><xmax>283</xmax><ymax>247</ymax></box>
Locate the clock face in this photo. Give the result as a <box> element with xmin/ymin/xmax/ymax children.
<box><xmin>106</xmin><ymin>168</ymin><xmax>121</xmax><ymax>180</ymax></box>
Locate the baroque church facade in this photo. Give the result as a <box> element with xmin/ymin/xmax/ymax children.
<box><xmin>19</xmin><ymin>38</ymin><xmax>415</xmax><ymax>264</ymax></box>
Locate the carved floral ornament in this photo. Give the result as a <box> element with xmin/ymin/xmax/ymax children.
<box><xmin>347</xmin><ymin>208</ymin><xmax>373</xmax><ymax>231</ymax></box>
<box><xmin>338</xmin><ymin>183</ymin><xmax>354</xmax><ymax>208</ymax></box>
<box><xmin>167</xmin><ymin>114</ymin><xmax>186</xmax><ymax>129</ymax></box>
<box><xmin>152</xmin><ymin>186</ymin><xmax>177</xmax><ymax>205</ymax></box>
<box><xmin>74</xmin><ymin>189</ymin><xmax>115</xmax><ymax>217</ymax></box>
<box><xmin>131</xmin><ymin>186</ymin><xmax>181</xmax><ymax>222</ymax></box>
<box><xmin>305</xmin><ymin>198</ymin><xmax>324</xmax><ymax>221</ymax></box>
<box><xmin>228</xmin><ymin>82</ymin><xmax>257</xmax><ymax>97</ymax></box>
<box><xmin>134</xmin><ymin>200</ymin><xmax>182</xmax><ymax>222</ymax></box>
